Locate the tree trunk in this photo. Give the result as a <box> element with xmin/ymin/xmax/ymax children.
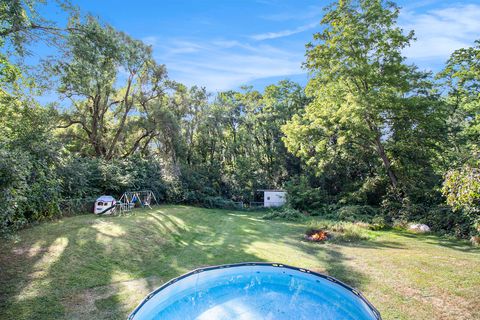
<box><xmin>106</xmin><ymin>74</ymin><xmax>135</xmax><ymax>160</ymax></box>
<box><xmin>364</xmin><ymin>114</ymin><xmax>399</xmax><ymax>190</ymax></box>
<box><xmin>90</xmin><ymin>95</ymin><xmax>104</xmax><ymax>157</ymax></box>
<box><xmin>374</xmin><ymin>135</ymin><xmax>398</xmax><ymax>189</ymax></box>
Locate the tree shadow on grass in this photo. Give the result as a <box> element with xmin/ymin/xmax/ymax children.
<box><xmin>335</xmin><ymin>239</ymin><xmax>405</xmax><ymax>250</ymax></box>
<box><xmin>1</xmin><ymin>206</ymin><xmax>270</xmax><ymax>319</ymax></box>
<box><xmin>391</xmin><ymin>230</ymin><xmax>479</xmax><ymax>253</ymax></box>
<box><xmin>281</xmin><ymin>228</ymin><xmax>408</xmax><ymax>292</ymax></box>
<box><xmin>0</xmin><ymin>235</ymin><xmax>65</xmax><ymax>319</ymax></box>
<box><xmin>284</xmin><ymin>239</ymin><xmax>369</xmax><ymax>289</ymax></box>
<box><xmin>2</xmin><ymin>206</ymin><xmax>413</xmax><ymax>319</ymax></box>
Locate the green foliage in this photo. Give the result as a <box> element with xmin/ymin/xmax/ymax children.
<box><xmin>442</xmin><ymin>163</ymin><xmax>480</xmax><ymax>216</ymax></box>
<box><xmin>202</xmin><ymin>196</ymin><xmax>241</xmax><ymax>210</ymax></box>
<box><xmin>0</xmin><ymin>146</ymin><xmax>61</xmax><ymax>234</ymax></box>
<box><xmin>437</xmin><ymin>41</ymin><xmax>480</xmax><ymax>233</ymax></box>
<box><xmin>284</xmin><ymin>175</ymin><xmax>331</xmax><ymax>211</ymax></box>
<box><xmin>0</xmin><ymin>100</ymin><xmax>62</xmax><ymax>234</ymax></box>
<box><xmin>58</xmin><ymin>156</ymin><xmax>167</xmax><ymax>200</ymax></box>
<box><xmin>0</xmin><ymin>147</ymin><xmax>31</xmax><ymax>232</ymax></box>
<box><xmin>262</xmin><ymin>207</ymin><xmax>304</xmax><ymax>221</ymax></box>
<box><xmin>439</xmin><ymin>40</ymin><xmax>480</xmax><ymax>148</ymax></box>
<box><xmin>336</xmin><ymin>205</ymin><xmax>379</xmax><ymax>222</ymax></box>
<box><xmin>283</xmin><ymin>0</ymin><xmax>446</xmax><ymax>207</ymax></box>
<box><xmin>47</xmin><ymin>16</ymin><xmax>170</xmax><ymax>159</ymax></box>
<box><xmin>424</xmin><ymin>205</ymin><xmax>475</xmax><ymax>238</ymax></box>
<box><xmin>306</xmin><ymin>220</ymin><xmax>375</xmax><ymax>242</ymax></box>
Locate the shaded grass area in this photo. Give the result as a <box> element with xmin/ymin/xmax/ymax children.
<box><xmin>0</xmin><ymin>205</ymin><xmax>479</xmax><ymax>319</ymax></box>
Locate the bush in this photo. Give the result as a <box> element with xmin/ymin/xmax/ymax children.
<box><xmin>262</xmin><ymin>207</ymin><xmax>304</xmax><ymax>221</ymax></box>
<box><xmin>307</xmin><ymin>220</ymin><xmax>374</xmax><ymax>242</ymax></box>
<box><xmin>423</xmin><ymin>205</ymin><xmax>475</xmax><ymax>238</ymax></box>
<box><xmin>0</xmin><ymin>146</ymin><xmax>61</xmax><ymax>234</ymax></box>
<box><xmin>370</xmin><ymin>215</ymin><xmax>388</xmax><ymax>230</ymax></box>
<box><xmin>381</xmin><ymin>190</ymin><xmax>476</xmax><ymax>238</ymax></box>
<box><xmin>1</xmin><ymin>148</ymin><xmax>169</xmax><ymax>235</ymax></box>
<box><xmin>336</xmin><ymin>205</ymin><xmax>379</xmax><ymax>222</ymax></box>
<box><xmin>309</xmin><ymin>204</ymin><xmax>383</xmax><ymax>226</ymax></box>
<box><xmin>202</xmin><ymin>196</ymin><xmax>240</xmax><ymax>209</ymax></box>
<box><xmin>58</xmin><ymin>156</ymin><xmax>167</xmax><ymax>201</ymax></box>
<box><xmin>380</xmin><ymin>189</ymin><xmax>432</xmax><ymax>223</ymax></box>
<box><xmin>0</xmin><ymin>148</ymin><xmax>31</xmax><ymax>233</ymax></box>
<box><xmin>310</xmin><ymin>204</ymin><xmax>340</xmax><ymax>217</ymax></box>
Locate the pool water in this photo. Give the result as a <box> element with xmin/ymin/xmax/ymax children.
<box><xmin>129</xmin><ymin>263</ymin><xmax>381</xmax><ymax>320</ymax></box>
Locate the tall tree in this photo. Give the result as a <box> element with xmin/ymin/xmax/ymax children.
<box><xmin>439</xmin><ymin>40</ymin><xmax>480</xmax><ymax>156</ymax></box>
<box><xmin>253</xmin><ymin>81</ymin><xmax>306</xmax><ymax>186</ymax></box>
<box><xmin>440</xmin><ymin>40</ymin><xmax>480</xmax><ymax>217</ymax></box>
<box><xmin>0</xmin><ymin>0</ymin><xmax>75</xmax><ymax>99</ymax></box>
<box><xmin>48</xmin><ymin>17</ymin><xmax>170</xmax><ymax>159</ymax></box>
<box><xmin>283</xmin><ymin>0</ymin><xmax>440</xmax><ymax>194</ymax></box>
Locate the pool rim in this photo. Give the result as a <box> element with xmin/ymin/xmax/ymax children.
<box><xmin>127</xmin><ymin>262</ymin><xmax>382</xmax><ymax>320</ymax></box>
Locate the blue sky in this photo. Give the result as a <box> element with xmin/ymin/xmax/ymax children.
<box><xmin>43</xmin><ymin>0</ymin><xmax>480</xmax><ymax>92</ymax></box>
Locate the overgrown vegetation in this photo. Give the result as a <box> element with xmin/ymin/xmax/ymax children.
<box><xmin>306</xmin><ymin>220</ymin><xmax>377</xmax><ymax>242</ymax></box>
<box><xmin>262</xmin><ymin>207</ymin><xmax>304</xmax><ymax>221</ymax></box>
<box><xmin>0</xmin><ymin>0</ymin><xmax>479</xmax><ymax>240</ymax></box>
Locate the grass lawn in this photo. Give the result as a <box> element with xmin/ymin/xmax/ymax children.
<box><xmin>1</xmin><ymin>205</ymin><xmax>479</xmax><ymax>320</ymax></box>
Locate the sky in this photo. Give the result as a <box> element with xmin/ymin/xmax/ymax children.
<box><xmin>41</xmin><ymin>0</ymin><xmax>480</xmax><ymax>93</ymax></box>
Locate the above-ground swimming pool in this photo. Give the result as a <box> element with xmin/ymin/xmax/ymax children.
<box><xmin>128</xmin><ymin>263</ymin><xmax>381</xmax><ymax>320</ymax></box>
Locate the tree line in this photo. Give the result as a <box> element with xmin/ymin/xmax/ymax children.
<box><xmin>1</xmin><ymin>0</ymin><xmax>478</xmax><ymax>238</ymax></box>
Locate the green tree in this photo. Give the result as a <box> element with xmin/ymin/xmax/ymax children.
<box><xmin>48</xmin><ymin>17</ymin><xmax>170</xmax><ymax>159</ymax></box>
<box><xmin>439</xmin><ymin>40</ymin><xmax>480</xmax><ymax>155</ymax></box>
<box><xmin>0</xmin><ymin>0</ymin><xmax>76</xmax><ymax>97</ymax></box>
<box><xmin>440</xmin><ymin>41</ymin><xmax>480</xmax><ymax>218</ymax></box>
<box><xmin>283</xmin><ymin>0</ymin><xmax>442</xmax><ymax>196</ymax></box>
<box><xmin>443</xmin><ymin>165</ymin><xmax>480</xmax><ymax>214</ymax></box>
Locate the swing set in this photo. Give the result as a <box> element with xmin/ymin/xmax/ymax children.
<box><xmin>117</xmin><ymin>190</ymin><xmax>158</xmax><ymax>214</ymax></box>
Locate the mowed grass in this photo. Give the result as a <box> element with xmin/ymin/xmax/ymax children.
<box><xmin>0</xmin><ymin>205</ymin><xmax>479</xmax><ymax>320</ymax></box>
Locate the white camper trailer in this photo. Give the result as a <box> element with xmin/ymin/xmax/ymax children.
<box><xmin>258</xmin><ymin>190</ymin><xmax>287</xmax><ymax>208</ymax></box>
<box><xmin>94</xmin><ymin>195</ymin><xmax>116</xmax><ymax>215</ymax></box>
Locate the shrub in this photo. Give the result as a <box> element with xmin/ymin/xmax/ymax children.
<box><xmin>370</xmin><ymin>215</ymin><xmax>388</xmax><ymax>230</ymax></box>
<box><xmin>423</xmin><ymin>205</ymin><xmax>475</xmax><ymax>238</ymax></box>
<box><xmin>58</xmin><ymin>156</ymin><xmax>167</xmax><ymax>202</ymax></box>
<box><xmin>442</xmin><ymin>163</ymin><xmax>480</xmax><ymax>214</ymax></box>
<box><xmin>0</xmin><ymin>146</ymin><xmax>61</xmax><ymax>234</ymax></box>
<box><xmin>310</xmin><ymin>204</ymin><xmax>340</xmax><ymax>217</ymax></box>
<box><xmin>307</xmin><ymin>220</ymin><xmax>374</xmax><ymax>242</ymax></box>
<box><xmin>262</xmin><ymin>207</ymin><xmax>304</xmax><ymax>221</ymax></box>
<box><xmin>202</xmin><ymin>196</ymin><xmax>240</xmax><ymax>209</ymax></box>
<box><xmin>336</xmin><ymin>205</ymin><xmax>379</xmax><ymax>222</ymax></box>
<box><xmin>380</xmin><ymin>190</ymin><xmax>432</xmax><ymax>223</ymax></box>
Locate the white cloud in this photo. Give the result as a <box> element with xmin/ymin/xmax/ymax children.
<box><xmin>250</xmin><ymin>22</ymin><xmax>318</xmax><ymax>41</ymax></box>
<box><xmin>401</xmin><ymin>4</ymin><xmax>480</xmax><ymax>61</ymax></box>
<box><xmin>150</xmin><ymin>38</ymin><xmax>304</xmax><ymax>91</ymax></box>
<box><xmin>144</xmin><ymin>2</ymin><xmax>480</xmax><ymax>91</ymax></box>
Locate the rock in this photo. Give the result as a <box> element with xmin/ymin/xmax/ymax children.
<box><xmin>408</xmin><ymin>223</ymin><xmax>431</xmax><ymax>233</ymax></box>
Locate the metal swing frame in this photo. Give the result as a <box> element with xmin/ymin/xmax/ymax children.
<box><xmin>117</xmin><ymin>190</ymin><xmax>158</xmax><ymax>214</ymax></box>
